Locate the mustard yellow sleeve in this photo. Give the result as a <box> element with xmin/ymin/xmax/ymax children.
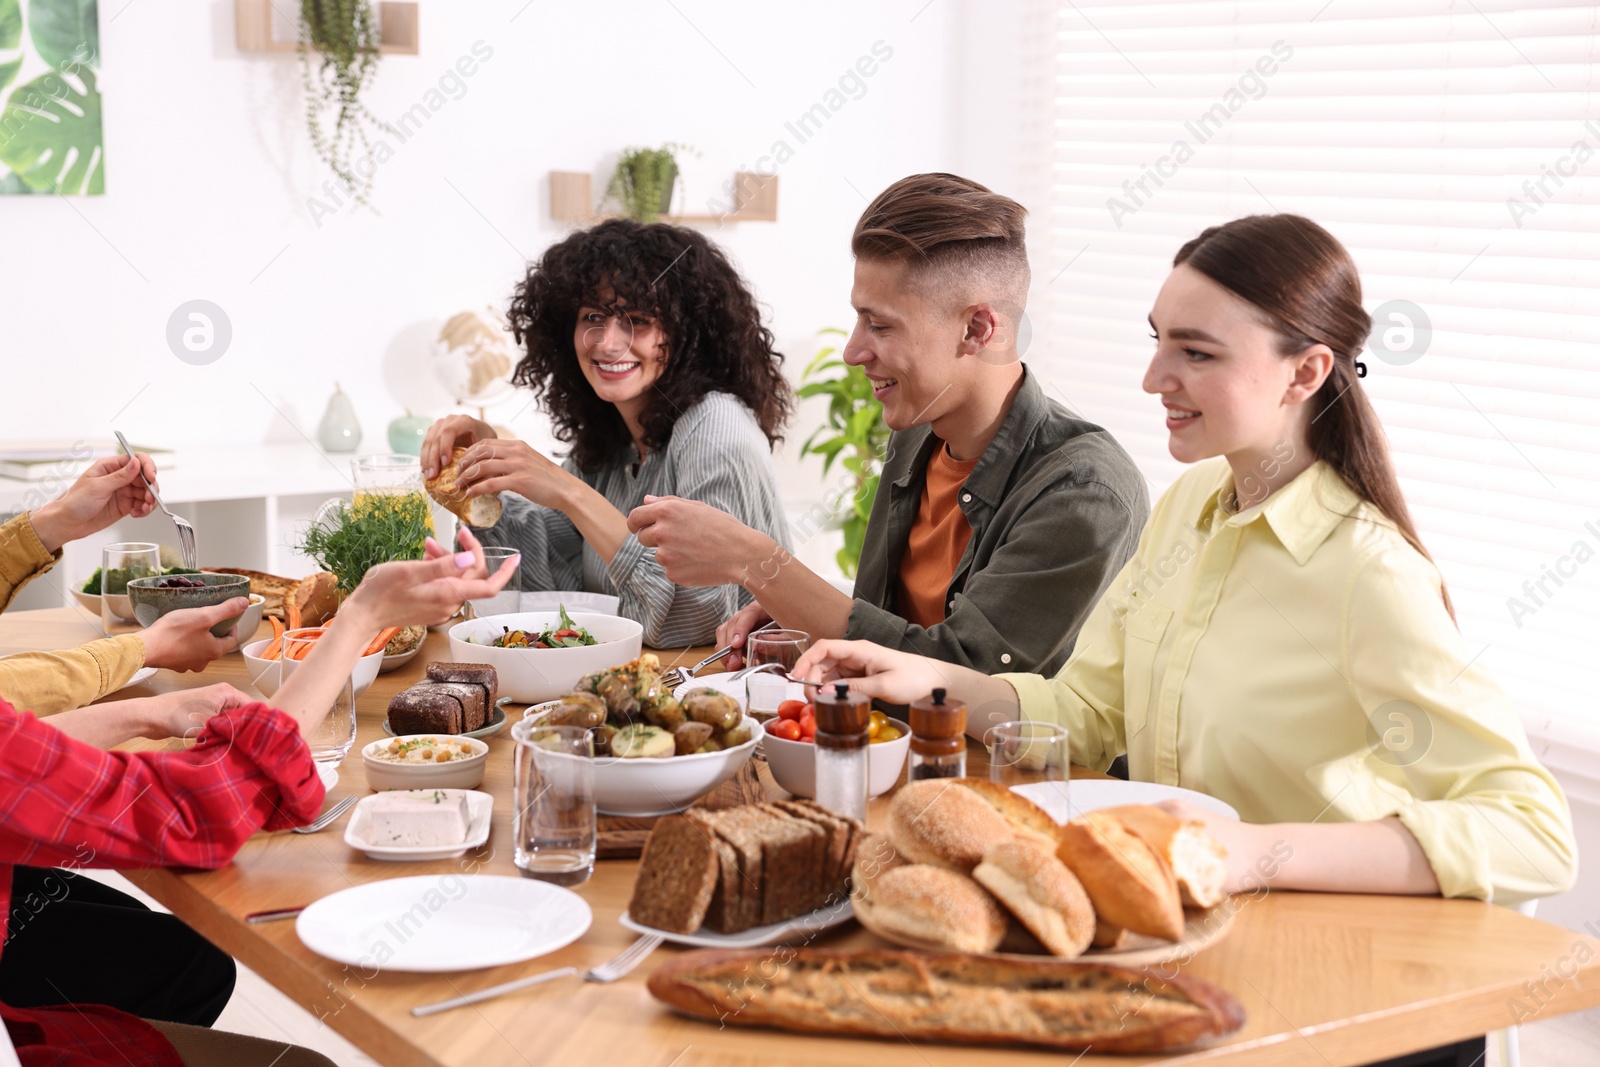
<box><xmin>1341</xmin><ymin>544</ymin><xmax>1577</xmax><ymax>905</ymax></box>
<box><xmin>0</xmin><ymin>512</ymin><xmax>62</xmax><ymax>612</ymax></box>
<box><xmin>0</xmin><ymin>635</ymin><xmax>147</xmax><ymax>715</ymax></box>
<box><xmin>997</xmin><ymin>543</ymin><xmax>1140</xmax><ymax>773</ymax></box>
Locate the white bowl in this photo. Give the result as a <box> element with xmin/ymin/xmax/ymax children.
<box><xmin>516</xmin><ymin>712</ymin><xmax>763</xmax><ymax>818</ymax></box>
<box><xmin>73</xmin><ymin>588</ymin><xmax>137</xmax><ymax>621</ymax></box>
<box><xmin>241</xmin><ymin>636</ymin><xmax>384</xmax><ymax>699</ymax></box>
<box><xmin>446</xmin><ymin>611</ymin><xmax>643</xmax><ymax>704</ymax></box>
<box><xmin>233</xmin><ymin>594</ymin><xmax>265</xmax><ymax>646</ymax></box>
<box><xmin>762</xmin><ymin>718</ymin><xmax>911</xmax><ymax>799</ymax></box>
<box><xmin>361</xmin><ymin>734</ymin><xmax>489</xmax><ymax>792</ymax></box>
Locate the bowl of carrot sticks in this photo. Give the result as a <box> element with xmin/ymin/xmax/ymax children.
<box><xmin>241</xmin><ymin>619</ymin><xmax>392</xmax><ymax>699</ymax></box>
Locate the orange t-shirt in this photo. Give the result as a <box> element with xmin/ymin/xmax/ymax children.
<box><xmin>896</xmin><ymin>442</ymin><xmax>981</xmax><ymax>629</ymax></box>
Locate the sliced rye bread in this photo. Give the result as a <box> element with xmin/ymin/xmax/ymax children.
<box><xmin>755</xmin><ymin>805</ymin><xmax>827</xmax><ymax>923</ymax></box>
<box><xmin>426</xmin><ymin>662</ymin><xmax>500</xmax><ymax>712</ymax></box>
<box><xmin>387</xmin><ymin>684</ymin><xmax>464</xmax><ymax>734</ymax></box>
<box><xmin>773</xmin><ymin>800</ymin><xmax>859</xmax><ymax>894</ymax></box>
<box><xmin>429</xmin><ymin>681</ymin><xmax>487</xmax><ymax>732</ymax></box>
<box><xmin>628</xmin><ymin>816</ymin><xmax>720</xmax><ymax>935</ymax></box>
<box><xmin>689</xmin><ymin>807</ymin><xmax>773</xmax><ymax>934</ymax></box>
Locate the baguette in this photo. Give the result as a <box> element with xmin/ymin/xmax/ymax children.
<box><xmin>1099</xmin><ymin>804</ymin><xmax>1229</xmax><ymax>909</ymax></box>
<box><xmin>648</xmin><ymin>948</ymin><xmax>1247</xmax><ymax>1052</ymax></box>
<box><xmin>426</xmin><ymin>447</ymin><xmax>503</xmax><ymax>528</ymax></box>
<box><xmin>1057</xmin><ymin>811</ymin><xmax>1185</xmax><ymax>942</ymax></box>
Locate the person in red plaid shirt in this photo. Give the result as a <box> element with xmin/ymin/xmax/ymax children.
<box><xmin>0</xmin><ymin>531</ymin><xmax>517</xmax><ymax>1066</ymax></box>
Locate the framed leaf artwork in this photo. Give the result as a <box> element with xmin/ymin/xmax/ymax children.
<box><xmin>0</xmin><ymin>0</ymin><xmax>103</xmax><ymax>195</ymax></box>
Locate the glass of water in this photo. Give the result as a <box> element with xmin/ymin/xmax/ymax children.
<box><xmin>985</xmin><ymin>720</ymin><xmax>1070</xmax><ymax>823</ymax></box>
<box><xmin>512</xmin><ymin>721</ymin><xmax>595</xmax><ymax>886</ymax></box>
<box><xmin>100</xmin><ymin>542</ymin><xmax>160</xmax><ymax>636</ymax></box>
<box><xmin>469</xmin><ymin>546</ymin><xmax>522</xmax><ymax>619</ymax></box>
<box><xmin>284</xmin><ymin>632</ymin><xmax>358</xmax><ymax>764</ymax></box>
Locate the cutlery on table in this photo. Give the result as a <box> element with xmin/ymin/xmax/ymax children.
<box><xmin>113</xmin><ymin>430</ymin><xmax>197</xmax><ymax>569</ymax></box>
<box><xmin>291</xmin><ymin>795</ymin><xmax>357</xmax><ymax>835</ymax></box>
<box><xmin>410</xmin><ymin>934</ymin><xmax>665</xmax><ymax>1017</ymax></box>
<box><xmin>727</xmin><ymin>661</ymin><xmax>825</xmax><ymax>689</ymax></box>
<box><xmin>245</xmin><ymin>906</ymin><xmax>308</xmax><ymax>923</ymax></box>
<box><xmin>657</xmin><ymin>619</ymin><xmax>782</xmax><ymax>691</ymax></box>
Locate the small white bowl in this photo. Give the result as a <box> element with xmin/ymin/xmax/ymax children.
<box><xmin>516</xmin><ymin>712</ymin><xmax>763</xmax><ymax>818</ymax></box>
<box><xmin>232</xmin><ymin>594</ymin><xmax>265</xmax><ymax>646</ymax></box>
<box><xmin>762</xmin><ymin>718</ymin><xmax>911</xmax><ymax>799</ymax></box>
<box><xmin>447</xmin><ymin>611</ymin><xmax>643</xmax><ymax>704</ymax></box>
<box><xmin>241</xmin><ymin>636</ymin><xmax>384</xmax><ymax>699</ymax></box>
<box><xmin>361</xmin><ymin>734</ymin><xmax>489</xmax><ymax>792</ymax></box>
<box><xmin>73</xmin><ymin>588</ymin><xmax>137</xmax><ymax>621</ymax></box>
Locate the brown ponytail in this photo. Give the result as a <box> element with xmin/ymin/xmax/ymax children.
<box><xmin>1174</xmin><ymin>215</ymin><xmax>1454</xmax><ymax>621</ymax></box>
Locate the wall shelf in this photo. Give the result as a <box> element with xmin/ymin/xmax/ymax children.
<box><xmin>236</xmin><ymin>0</ymin><xmax>420</xmax><ymax>56</ymax></box>
<box><xmin>549</xmin><ymin>170</ymin><xmax>778</xmax><ymax>225</ymax></box>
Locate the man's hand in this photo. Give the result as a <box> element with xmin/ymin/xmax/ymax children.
<box><xmin>628</xmin><ymin>495</ymin><xmax>774</xmax><ymax>588</ymax></box>
<box><xmin>29</xmin><ymin>454</ymin><xmax>159</xmax><ymax>553</ymax></box>
<box><xmin>715</xmin><ymin>602</ymin><xmax>773</xmax><ymax>671</ymax></box>
<box><xmin>139</xmin><ymin>683</ymin><xmax>257</xmax><ymax>741</ymax></box>
<box><xmin>139</xmin><ymin>598</ymin><xmax>250</xmax><ymax>672</ymax></box>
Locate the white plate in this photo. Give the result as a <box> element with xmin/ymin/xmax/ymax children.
<box><xmin>1011</xmin><ymin>779</ymin><xmax>1239</xmax><ymax>824</ymax></box>
<box><xmin>620</xmin><ymin>900</ymin><xmax>854</xmax><ymax>949</ymax></box>
<box><xmin>344</xmin><ymin>788</ymin><xmax>494</xmax><ymax>861</ymax></box>
<box><xmin>672</xmin><ymin>670</ymin><xmax>806</xmax><ymax>708</ymax></box>
<box><xmin>296</xmin><ymin>874</ymin><xmax>592</xmax><ymax>973</ymax></box>
<box><xmin>118</xmin><ymin>666</ymin><xmax>158</xmax><ymax>690</ymax></box>
<box><xmin>519</xmin><ymin>590</ymin><xmax>621</xmax><ymax>615</ymax></box>
<box><xmin>317</xmin><ymin>763</ymin><xmax>339</xmax><ymax>792</ymax></box>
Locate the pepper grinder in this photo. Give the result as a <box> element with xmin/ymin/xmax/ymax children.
<box><xmin>813</xmin><ymin>681</ymin><xmax>871</xmax><ymax>821</ymax></box>
<box><xmin>908</xmin><ymin>687</ymin><xmax>967</xmax><ymax>781</ymax></box>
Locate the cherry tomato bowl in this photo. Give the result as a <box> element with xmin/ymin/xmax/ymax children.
<box><xmin>762</xmin><ymin>716</ymin><xmax>911</xmax><ymax>800</ymax></box>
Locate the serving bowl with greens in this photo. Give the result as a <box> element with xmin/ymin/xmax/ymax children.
<box><xmin>75</xmin><ymin>565</ymin><xmax>203</xmax><ymax>621</ymax></box>
<box><xmin>447</xmin><ymin>610</ymin><xmax>642</xmax><ymax>704</ymax></box>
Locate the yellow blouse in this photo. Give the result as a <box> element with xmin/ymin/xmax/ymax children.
<box><xmin>1001</xmin><ymin>458</ymin><xmax>1576</xmax><ymax>904</ymax></box>
<box><xmin>0</xmin><ymin>513</ymin><xmax>146</xmax><ymax>714</ymax></box>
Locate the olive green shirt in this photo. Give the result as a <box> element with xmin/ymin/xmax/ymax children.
<box><xmin>847</xmin><ymin>366</ymin><xmax>1148</xmax><ymax>677</ymax></box>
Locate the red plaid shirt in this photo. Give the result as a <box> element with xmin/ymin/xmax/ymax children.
<box><xmin>0</xmin><ymin>698</ymin><xmax>325</xmax><ymax>1066</ymax></box>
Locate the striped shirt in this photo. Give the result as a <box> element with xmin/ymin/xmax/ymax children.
<box><xmin>478</xmin><ymin>392</ymin><xmax>790</xmax><ymax>648</ymax></box>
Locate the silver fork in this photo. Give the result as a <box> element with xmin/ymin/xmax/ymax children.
<box><xmin>290</xmin><ymin>795</ymin><xmax>357</xmax><ymax>835</ymax></box>
<box><xmin>411</xmin><ymin>934</ymin><xmax>665</xmax><ymax>1016</ymax></box>
<box><xmin>114</xmin><ymin>431</ymin><xmax>197</xmax><ymax>569</ymax></box>
<box><xmin>659</xmin><ymin>619</ymin><xmax>782</xmax><ymax>691</ymax></box>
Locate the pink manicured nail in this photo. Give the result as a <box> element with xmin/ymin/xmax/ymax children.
<box><xmin>454</xmin><ymin>551</ymin><xmax>475</xmax><ymax>568</ymax></box>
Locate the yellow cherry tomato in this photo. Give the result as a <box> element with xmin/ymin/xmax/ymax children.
<box><xmin>870</xmin><ymin>726</ymin><xmax>901</xmax><ymax>744</ymax></box>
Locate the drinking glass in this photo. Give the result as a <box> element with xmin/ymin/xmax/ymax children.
<box><xmin>746</xmin><ymin>628</ymin><xmax>809</xmax><ymax>674</ymax></box>
<box><xmin>350</xmin><ymin>453</ymin><xmax>433</xmax><ymax>535</ymax></box>
<box><xmin>512</xmin><ymin>721</ymin><xmax>595</xmax><ymax>886</ymax></box>
<box><xmin>284</xmin><ymin>633</ymin><xmax>358</xmax><ymax>764</ymax></box>
<box><xmin>468</xmin><ymin>547</ymin><xmax>521</xmax><ymax>619</ymax></box>
<box><xmin>100</xmin><ymin>542</ymin><xmax>160</xmax><ymax>636</ymax></box>
<box><xmin>985</xmin><ymin>720</ymin><xmax>1070</xmax><ymax>823</ymax></box>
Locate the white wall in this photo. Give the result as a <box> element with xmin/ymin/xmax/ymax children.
<box><xmin>2</xmin><ymin>0</ymin><xmax>980</xmax><ymax>576</ymax></box>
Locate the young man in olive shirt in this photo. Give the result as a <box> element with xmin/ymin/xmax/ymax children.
<box><xmin>628</xmin><ymin>173</ymin><xmax>1147</xmax><ymax>676</ymax></box>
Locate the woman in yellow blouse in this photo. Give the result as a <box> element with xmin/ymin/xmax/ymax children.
<box><xmin>0</xmin><ymin>453</ymin><xmax>243</xmax><ymax>714</ymax></box>
<box><xmin>794</xmin><ymin>214</ymin><xmax>1576</xmax><ymax>905</ymax></box>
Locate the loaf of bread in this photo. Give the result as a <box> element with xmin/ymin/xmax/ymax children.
<box><xmin>426</xmin><ymin>662</ymin><xmax>499</xmax><ymax>710</ymax></box>
<box><xmin>973</xmin><ymin>839</ymin><xmax>1095</xmax><ymax>958</ymax></box>
<box><xmin>426</xmin><ymin>447</ymin><xmax>503</xmax><ymax>528</ymax></box>
<box><xmin>1098</xmin><ymin>804</ymin><xmax>1228</xmax><ymax>909</ymax></box>
<box><xmin>952</xmin><ymin>778</ymin><xmax>1061</xmax><ymax>849</ymax></box>
<box><xmin>887</xmin><ymin>779</ymin><xmax>1012</xmax><ymax>872</ymax></box>
<box><xmin>853</xmin><ymin>864</ymin><xmax>1007</xmax><ymax>954</ymax></box>
<box><xmin>1057</xmin><ymin>811</ymin><xmax>1185</xmax><ymax>942</ymax></box>
<box><xmin>387</xmin><ymin>685</ymin><xmax>465</xmax><ymax>734</ymax></box>
<box><xmin>648</xmin><ymin>948</ymin><xmax>1247</xmax><ymax>1052</ymax></box>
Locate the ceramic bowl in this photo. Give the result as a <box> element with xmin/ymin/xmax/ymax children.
<box><xmin>762</xmin><ymin>717</ymin><xmax>912</xmax><ymax>799</ymax></box>
<box><xmin>241</xmin><ymin>636</ymin><xmax>384</xmax><ymax>699</ymax></box>
<box><xmin>517</xmin><ymin>712</ymin><xmax>763</xmax><ymax>818</ymax></box>
<box><xmin>126</xmin><ymin>573</ymin><xmax>251</xmax><ymax>636</ymax></box>
<box><xmin>446</xmin><ymin>612</ymin><xmax>643</xmax><ymax>704</ymax></box>
<box><xmin>361</xmin><ymin>734</ymin><xmax>489</xmax><ymax>791</ymax></box>
<box><xmin>73</xmin><ymin>588</ymin><xmax>137</xmax><ymax>622</ymax></box>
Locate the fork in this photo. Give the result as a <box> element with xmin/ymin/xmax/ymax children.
<box><xmin>114</xmin><ymin>431</ymin><xmax>197</xmax><ymax>569</ymax></box>
<box><xmin>411</xmin><ymin>934</ymin><xmax>665</xmax><ymax>1016</ymax></box>
<box><xmin>659</xmin><ymin>619</ymin><xmax>782</xmax><ymax>691</ymax></box>
<box><xmin>290</xmin><ymin>795</ymin><xmax>357</xmax><ymax>835</ymax></box>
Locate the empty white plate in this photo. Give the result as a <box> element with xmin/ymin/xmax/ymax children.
<box><xmin>296</xmin><ymin>875</ymin><xmax>591</xmax><ymax>973</ymax></box>
<box><xmin>1012</xmin><ymin>779</ymin><xmax>1239</xmax><ymax>824</ymax></box>
<box><xmin>620</xmin><ymin>900</ymin><xmax>854</xmax><ymax>949</ymax></box>
<box><xmin>673</xmin><ymin>670</ymin><xmax>805</xmax><ymax>708</ymax></box>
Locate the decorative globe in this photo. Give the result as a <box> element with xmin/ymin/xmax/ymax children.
<box><xmin>432</xmin><ymin>308</ymin><xmax>516</xmax><ymax>407</ymax></box>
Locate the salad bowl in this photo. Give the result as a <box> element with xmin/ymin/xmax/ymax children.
<box><xmin>446</xmin><ymin>610</ymin><xmax>643</xmax><ymax>704</ymax></box>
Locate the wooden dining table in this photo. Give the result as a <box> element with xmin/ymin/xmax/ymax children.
<box><xmin>5</xmin><ymin>604</ymin><xmax>1599</xmax><ymax>1067</ymax></box>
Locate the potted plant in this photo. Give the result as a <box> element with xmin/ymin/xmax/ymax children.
<box><xmin>605</xmin><ymin>144</ymin><xmax>691</xmax><ymax>223</ymax></box>
<box><xmin>299</xmin><ymin>0</ymin><xmax>392</xmax><ymax>206</ymax></box>
<box><xmin>797</xmin><ymin>328</ymin><xmax>891</xmax><ymax>578</ymax></box>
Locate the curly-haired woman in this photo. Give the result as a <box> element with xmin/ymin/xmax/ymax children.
<box><xmin>422</xmin><ymin>219</ymin><xmax>793</xmax><ymax>647</ymax></box>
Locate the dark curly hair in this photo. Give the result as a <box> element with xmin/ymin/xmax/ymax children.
<box><xmin>506</xmin><ymin>219</ymin><xmax>793</xmax><ymax>472</ymax></box>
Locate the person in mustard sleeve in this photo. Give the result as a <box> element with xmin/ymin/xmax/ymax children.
<box><xmin>0</xmin><ymin>452</ymin><xmax>243</xmax><ymax>715</ymax></box>
<box><xmin>793</xmin><ymin>214</ymin><xmax>1576</xmax><ymax>906</ymax></box>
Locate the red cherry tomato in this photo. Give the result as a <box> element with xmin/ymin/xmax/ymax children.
<box><xmin>553</xmin><ymin>628</ymin><xmax>579</xmax><ymax>639</ymax></box>
<box><xmin>798</xmin><ymin>716</ymin><xmax>816</xmax><ymax>741</ymax></box>
<box><xmin>769</xmin><ymin>719</ymin><xmax>802</xmax><ymax>742</ymax></box>
<box><xmin>777</xmin><ymin>699</ymin><xmax>808</xmax><ymax>722</ymax></box>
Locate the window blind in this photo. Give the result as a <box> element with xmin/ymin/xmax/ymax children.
<box><xmin>1020</xmin><ymin>0</ymin><xmax>1600</xmax><ymax>757</ymax></box>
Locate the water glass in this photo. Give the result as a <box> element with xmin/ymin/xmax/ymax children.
<box><xmin>284</xmin><ymin>633</ymin><xmax>358</xmax><ymax>764</ymax></box>
<box><xmin>100</xmin><ymin>542</ymin><xmax>160</xmax><ymax>636</ymax></box>
<box><xmin>512</xmin><ymin>721</ymin><xmax>595</xmax><ymax>886</ymax></box>
<box><xmin>746</xmin><ymin>628</ymin><xmax>809</xmax><ymax>673</ymax></box>
<box><xmin>469</xmin><ymin>546</ymin><xmax>522</xmax><ymax>619</ymax></box>
<box><xmin>985</xmin><ymin>720</ymin><xmax>1070</xmax><ymax>822</ymax></box>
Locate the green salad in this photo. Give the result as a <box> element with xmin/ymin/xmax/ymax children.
<box><xmin>471</xmin><ymin>605</ymin><xmax>598</xmax><ymax>649</ymax></box>
<box><xmin>82</xmin><ymin>566</ymin><xmax>199</xmax><ymax>596</ymax></box>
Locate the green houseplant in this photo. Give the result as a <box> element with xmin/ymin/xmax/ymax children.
<box><xmin>797</xmin><ymin>328</ymin><xmax>891</xmax><ymax>578</ymax></box>
<box><xmin>299</xmin><ymin>0</ymin><xmax>390</xmax><ymax>206</ymax></box>
<box><xmin>605</xmin><ymin>144</ymin><xmax>688</xmax><ymax>222</ymax></box>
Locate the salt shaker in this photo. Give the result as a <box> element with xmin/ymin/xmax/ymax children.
<box><xmin>813</xmin><ymin>681</ymin><xmax>871</xmax><ymax>821</ymax></box>
<box><xmin>908</xmin><ymin>687</ymin><xmax>967</xmax><ymax>781</ymax></box>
